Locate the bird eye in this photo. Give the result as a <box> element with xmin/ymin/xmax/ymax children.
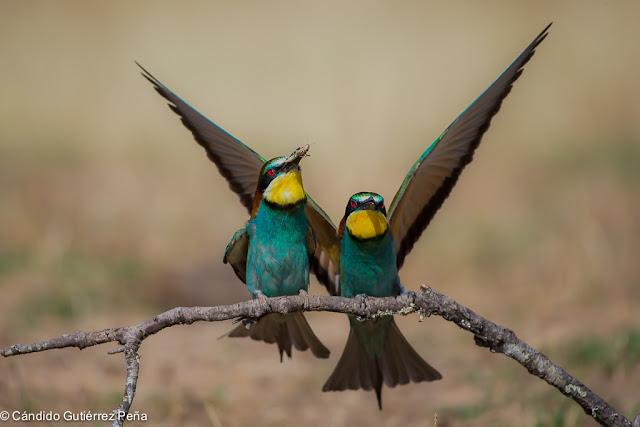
<box><xmin>380</xmin><ymin>203</ymin><xmax>384</xmax><ymax>210</ymax></box>
<box><xmin>350</xmin><ymin>200</ymin><xmax>356</xmax><ymax>208</ymax></box>
<box><xmin>267</xmin><ymin>169</ymin><xmax>275</xmax><ymax>176</ymax></box>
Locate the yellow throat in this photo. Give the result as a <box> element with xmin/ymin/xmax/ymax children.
<box><xmin>263</xmin><ymin>170</ymin><xmax>306</xmax><ymax>206</ymax></box>
<box><xmin>346</xmin><ymin>210</ymin><xmax>388</xmax><ymax>239</ymax></box>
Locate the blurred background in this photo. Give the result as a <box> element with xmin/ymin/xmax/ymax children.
<box><xmin>1</xmin><ymin>1</ymin><xmax>639</xmax><ymax>425</ymax></box>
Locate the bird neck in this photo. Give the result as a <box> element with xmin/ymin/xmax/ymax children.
<box><xmin>342</xmin><ymin>230</ymin><xmax>395</xmax><ymax>261</ymax></box>
<box><xmin>252</xmin><ymin>198</ymin><xmax>307</xmax><ymax>232</ymax></box>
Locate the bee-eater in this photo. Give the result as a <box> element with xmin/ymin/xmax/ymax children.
<box><xmin>138</xmin><ymin>66</ymin><xmax>339</xmax><ymax>360</ymax></box>
<box><xmin>322</xmin><ymin>192</ymin><xmax>441</xmax><ymax>409</ymax></box>
<box><xmin>321</xmin><ymin>24</ymin><xmax>551</xmax><ymax>407</ymax></box>
<box><xmin>223</xmin><ymin>144</ymin><xmax>330</xmax><ymax>360</ymax></box>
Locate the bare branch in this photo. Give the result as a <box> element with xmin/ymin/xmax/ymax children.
<box><xmin>413</xmin><ymin>285</ymin><xmax>631</xmax><ymax>427</ymax></box>
<box><xmin>112</xmin><ymin>344</ymin><xmax>140</xmax><ymax>427</ymax></box>
<box><xmin>1</xmin><ymin>286</ymin><xmax>632</xmax><ymax>427</ymax></box>
<box><xmin>1</xmin><ymin>328</ymin><xmax>124</xmax><ymax>356</ymax></box>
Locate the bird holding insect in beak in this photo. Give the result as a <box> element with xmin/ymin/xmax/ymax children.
<box><xmin>137</xmin><ymin>67</ymin><xmax>338</xmax><ymax>360</ymax></box>
<box><xmin>322</xmin><ymin>24</ymin><xmax>551</xmax><ymax>408</ymax></box>
<box><xmin>222</xmin><ymin>144</ymin><xmax>330</xmax><ymax>361</ymax></box>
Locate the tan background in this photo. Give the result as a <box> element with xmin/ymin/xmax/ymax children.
<box><xmin>1</xmin><ymin>1</ymin><xmax>639</xmax><ymax>426</ymax></box>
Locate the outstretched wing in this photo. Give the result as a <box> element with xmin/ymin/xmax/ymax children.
<box><xmin>138</xmin><ymin>63</ymin><xmax>340</xmax><ymax>290</ymax></box>
<box><xmin>388</xmin><ymin>23</ymin><xmax>551</xmax><ymax>269</ymax></box>
<box><xmin>137</xmin><ymin>62</ymin><xmax>265</xmax><ymax>212</ymax></box>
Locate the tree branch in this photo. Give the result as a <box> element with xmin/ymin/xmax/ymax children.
<box><xmin>1</xmin><ymin>286</ymin><xmax>632</xmax><ymax>427</ymax></box>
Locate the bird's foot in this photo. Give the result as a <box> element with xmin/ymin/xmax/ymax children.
<box><xmin>298</xmin><ymin>289</ymin><xmax>310</xmax><ymax>310</ymax></box>
<box><xmin>254</xmin><ymin>289</ymin><xmax>268</xmax><ymax>300</ymax></box>
<box><xmin>355</xmin><ymin>293</ymin><xmax>369</xmax><ymax>305</ymax></box>
<box><xmin>355</xmin><ymin>294</ymin><xmax>371</xmax><ymax>322</ymax></box>
<box><xmin>254</xmin><ymin>290</ymin><xmax>270</xmax><ymax>313</ymax></box>
<box><xmin>235</xmin><ymin>290</ymin><xmax>271</xmax><ymax>324</ymax></box>
<box><xmin>402</xmin><ymin>287</ymin><xmax>417</xmax><ymax>299</ymax></box>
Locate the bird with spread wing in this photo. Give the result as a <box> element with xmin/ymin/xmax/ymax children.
<box><xmin>138</xmin><ymin>21</ymin><xmax>550</xmax><ymax>402</ymax></box>
<box><xmin>321</xmin><ymin>23</ymin><xmax>551</xmax><ymax>407</ymax></box>
<box><xmin>137</xmin><ymin>67</ymin><xmax>338</xmax><ymax>360</ymax></box>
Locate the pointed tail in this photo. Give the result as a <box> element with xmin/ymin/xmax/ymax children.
<box><xmin>322</xmin><ymin>317</ymin><xmax>441</xmax><ymax>409</ymax></box>
<box><xmin>227</xmin><ymin>312</ymin><xmax>330</xmax><ymax>362</ymax></box>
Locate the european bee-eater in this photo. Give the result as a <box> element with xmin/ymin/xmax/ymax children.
<box><xmin>223</xmin><ymin>144</ymin><xmax>330</xmax><ymax>360</ymax></box>
<box><xmin>138</xmin><ymin>66</ymin><xmax>339</xmax><ymax>360</ymax></box>
<box><xmin>321</xmin><ymin>24</ymin><xmax>551</xmax><ymax>407</ymax></box>
<box><xmin>322</xmin><ymin>192</ymin><xmax>441</xmax><ymax>409</ymax></box>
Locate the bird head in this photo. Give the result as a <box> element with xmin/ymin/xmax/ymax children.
<box><xmin>339</xmin><ymin>192</ymin><xmax>388</xmax><ymax>240</ymax></box>
<box><xmin>253</xmin><ymin>144</ymin><xmax>309</xmax><ymax>213</ymax></box>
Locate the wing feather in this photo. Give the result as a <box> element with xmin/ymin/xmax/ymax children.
<box><xmin>223</xmin><ymin>227</ymin><xmax>250</xmax><ymax>284</ymax></box>
<box><xmin>388</xmin><ymin>23</ymin><xmax>551</xmax><ymax>269</ymax></box>
<box><xmin>306</xmin><ymin>197</ymin><xmax>341</xmax><ymax>296</ymax></box>
<box><xmin>138</xmin><ymin>63</ymin><xmax>340</xmax><ymax>290</ymax></box>
<box><xmin>137</xmin><ymin>62</ymin><xmax>265</xmax><ymax>213</ymax></box>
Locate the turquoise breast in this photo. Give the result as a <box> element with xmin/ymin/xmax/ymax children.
<box><xmin>339</xmin><ymin>232</ymin><xmax>401</xmax><ymax>298</ymax></box>
<box><xmin>246</xmin><ymin>201</ymin><xmax>310</xmax><ymax>298</ymax></box>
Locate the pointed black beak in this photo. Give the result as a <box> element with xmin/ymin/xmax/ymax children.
<box><xmin>359</xmin><ymin>196</ymin><xmax>377</xmax><ymax>210</ymax></box>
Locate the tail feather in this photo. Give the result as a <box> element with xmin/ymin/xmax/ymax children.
<box><xmin>323</xmin><ymin>317</ymin><xmax>441</xmax><ymax>409</ymax></box>
<box><xmin>323</xmin><ymin>327</ymin><xmax>382</xmax><ymax>396</ymax></box>
<box><xmin>228</xmin><ymin>312</ymin><xmax>330</xmax><ymax>362</ymax></box>
<box><xmin>381</xmin><ymin>319</ymin><xmax>441</xmax><ymax>386</ymax></box>
<box><xmin>380</xmin><ymin>339</ymin><xmax>407</xmax><ymax>386</ymax></box>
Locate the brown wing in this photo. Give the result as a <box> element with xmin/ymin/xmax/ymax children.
<box><xmin>137</xmin><ymin>62</ymin><xmax>265</xmax><ymax>213</ymax></box>
<box><xmin>223</xmin><ymin>227</ymin><xmax>250</xmax><ymax>284</ymax></box>
<box><xmin>388</xmin><ymin>23</ymin><xmax>551</xmax><ymax>269</ymax></box>
<box><xmin>306</xmin><ymin>197</ymin><xmax>340</xmax><ymax>296</ymax></box>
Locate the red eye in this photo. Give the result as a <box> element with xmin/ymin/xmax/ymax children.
<box><xmin>380</xmin><ymin>203</ymin><xmax>384</xmax><ymax>210</ymax></box>
<box><xmin>267</xmin><ymin>169</ymin><xmax>275</xmax><ymax>176</ymax></box>
<box><xmin>350</xmin><ymin>200</ymin><xmax>356</xmax><ymax>208</ymax></box>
